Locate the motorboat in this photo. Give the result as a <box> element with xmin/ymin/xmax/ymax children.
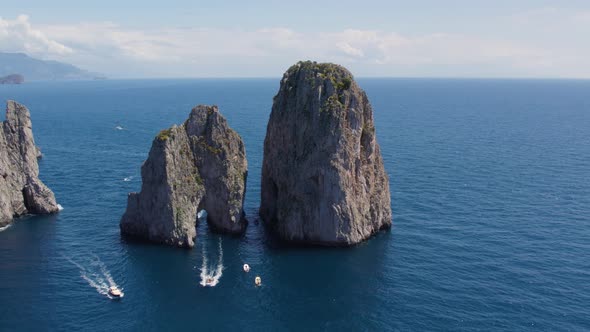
<box><xmin>243</xmin><ymin>264</ymin><xmax>250</xmax><ymax>272</ymax></box>
<box><xmin>255</xmin><ymin>276</ymin><xmax>262</xmax><ymax>286</ymax></box>
<box><xmin>108</xmin><ymin>286</ymin><xmax>123</xmax><ymax>298</ymax></box>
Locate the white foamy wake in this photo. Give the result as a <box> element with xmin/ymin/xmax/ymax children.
<box><xmin>67</xmin><ymin>255</ymin><xmax>123</xmax><ymax>299</ymax></box>
<box><xmin>123</xmin><ymin>176</ymin><xmax>134</xmax><ymax>182</ymax></box>
<box><xmin>199</xmin><ymin>238</ymin><xmax>223</xmax><ymax>287</ymax></box>
<box><xmin>93</xmin><ymin>255</ymin><xmax>117</xmax><ymax>287</ymax></box>
<box><xmin>57</xmin><ymin>204</ymin><xmax>64</xmax><ymax>211</ymax></box>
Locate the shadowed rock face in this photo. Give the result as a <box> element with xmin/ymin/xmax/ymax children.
<box><xmin>120</xmin><ymin>105</ymin><xmax>247</xmax><ymax>248</ymax></box>
<box><xmin>186</xmin><ymin>106</ymin><xmax>248</xmax><ymax>234</ymax></box>
<box><xmin>260</xmin><ymin>61</ymin><xmax>392</xmax><ymax>246</ymax></box>
<box><xmin>120</xmin><ymin>125</ymin><xmax>202</xmax><ymax>248</ymax></box>
<box><xmin>0</xmin><ymin>101</ymin><xmax>59</xmax><ymax>227</ymax></box>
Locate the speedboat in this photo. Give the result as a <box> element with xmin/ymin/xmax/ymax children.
<box><xmin>108</xmin><ymin>286</ymin><xmax>123</xmax><ymax>298</ymax></box>
<box><xmin>206</xmin><ymin>277</ymin><xmax>215</xmax><ymax>285</ymax></box>
<box><xmin>255</xmin><ymin>276</ymin><xmax>262</xmax><ymax>286</ymax></box>
<box><xmin>243</xmin><ymin>264</ymin><xmax>250</xmax><ymax>272</ymax></box>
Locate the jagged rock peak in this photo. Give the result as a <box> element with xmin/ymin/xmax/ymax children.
<box><xmin>120</xmin><ymin>104</ymin><xmax>247</xmax><ymax>248</ymax></box>
<box><xmin>0</xmin><ymin>100</ymin><xmax>59</xmax><ymax>227</ymax></box>
<box><xmin>186</xmin><ymin>105</ymin><xmax>248</xmax><ymax>234</ymax></box>
<box><xmin>260</xmin><ymin>61</ymin><xmax>392</xmax><ymax>246</ymax></box>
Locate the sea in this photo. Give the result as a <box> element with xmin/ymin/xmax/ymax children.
<box><xmin>0</xmin><ymin>78</ymin><xmax>589</xmax><ymax>331</ymax></box>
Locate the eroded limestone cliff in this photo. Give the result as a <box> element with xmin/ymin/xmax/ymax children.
<box><xmin>0</xmin><ymin>100</ymin><xmax>59</xmax><ymax>227</ymax></box>
<box><xmin>260</xmin><ymin>61</ymin><xmax>392</xmax><ymax>245</ymax></box>
<box><xmin>120</xmin><ymin>105</ymin><xmax>247</xmax><ymax>248</ymax></box>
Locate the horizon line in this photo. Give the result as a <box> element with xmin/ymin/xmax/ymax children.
<box><xmin>19</xmin><ymin>76</ymin><xmax>590</xmax><ymax>82</ymax></box>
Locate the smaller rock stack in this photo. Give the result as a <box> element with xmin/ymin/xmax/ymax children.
<box><xmin>0</xmin><ymin>100</ymin><xmax>60</xmax><ymax>227</ymax></box>
<box><xmin>120</xmin><ymin>105</ymin><xmax>247</xmax><ymax>248</ymax></box>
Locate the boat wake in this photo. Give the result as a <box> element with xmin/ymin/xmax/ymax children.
<box><xmin>123</xmin><ymin>176</ymin><xmax>134</xmax><ymax>182</ymax></box>
<box><xmin>67</xmin><ymin>255</ymin><xmax>123</xmax><ymax>299</ymax></box>
<box><xmin>199</xmin><ymin>237</ymin><xmax>223</xmax><ymax>287</ymax></box>
<box><xmin>115</xmin><ymin>125</ymin><xmax>124</xmax><ymax>130</ymax></box>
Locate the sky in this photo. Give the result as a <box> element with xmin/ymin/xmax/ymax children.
<box><xmin>2</xmin><ymin>0</ymin><xmax>590</xmax><ymax>78</ymax></box>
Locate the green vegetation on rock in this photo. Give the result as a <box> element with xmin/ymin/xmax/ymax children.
<box><xmin>194</xmin><ymin>171</ymin><xmax>203</xmax><ymax>185</ymax></box>
<box><xmin>157</xmin><ymin>128</ymin><xmax>172</xmax><ymax>141</ymax></box>
<box><xmin>337</xmin><ymin>77</ymin><xmax>352</xmax><ymax>90</ymax></box>
<box><xmin>197</xmin><ymin>138</ymin><xmax>222</xmax><ymax>155</ymax></box>
<box><xmin>289</xmin><ymin>61</ymin><xmax>353</xmax><ymax>92</ymax></box>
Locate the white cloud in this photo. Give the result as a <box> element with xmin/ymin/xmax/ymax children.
<box><xmin>2</xmin><ymin>12</ymin><xmax>590</xmax><ymax>78</ymax></box>
<box><xmin>0</xmin><ymin>15</ymin><xmax>72</xmax><ymax>56</ymax></box>
<box><xmin>336</xmin><ymin>42</ymin><xmax>364</xmax><ymax>57</ymax></box>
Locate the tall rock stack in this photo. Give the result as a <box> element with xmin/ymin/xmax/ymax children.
<box><xmin>0</xmin><ymin>100</ymin><xmax>59</xmax><ymax>227</ymax></box>
<box><xmin>260</xmin><ymin>61</ymin><xmax>392</xmax><ymax>246</ymax></box>
<box><xmin>186</xmin><ymin>106</ymin><xmax>248</xmax><ymax>234</ymax></box>
<box><xmin>120</xmin><ymin>124</ymin><xmax>203</xmax><ymax>248</ymax></box>
<box><xmin>120</xmin><ymin>105</ymin><xmax>247</xmax><ymax>248</ymax></box>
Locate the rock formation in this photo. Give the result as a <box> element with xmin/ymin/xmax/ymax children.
<box><xmin>260</xmin><ymin>61</ymin><xmax>392</xmax><ymax>246</ymax></box>
<box><xmin>185</xmin><ymin>106</ymin><xmax>248</xmax><ymax>234</ymax></box>
<box><xmin>120</xmin><ymin>105</ymin><xmax>247</xmax><ymax>248</ymax></box>
<box><xmin>0</xmin><ymin>100</ymin><xmax>59</xmax><ymax>227</ymax></box>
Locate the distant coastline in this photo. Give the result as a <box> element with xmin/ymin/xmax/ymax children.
<box><xmin>0</xmin><ymin>74</ymin><xmax>24</xmax><ymax>84</ymax></box>
<box><xmin>0</xmin><ymin>52</ymin><xmax>102</xmax><ymax>81</ymax></box>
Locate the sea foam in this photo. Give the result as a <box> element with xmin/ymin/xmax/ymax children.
<box><xmin>199</xmin><ymin>237</ymin><xmax>223</xmax><ymax>287</ymax></box>
<box><xmin>67</xmin><ymin>255</ymin><xmax>123</xmax><ymax>299</ymax></box>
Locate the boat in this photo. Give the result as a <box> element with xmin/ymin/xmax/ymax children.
<box><xmin>108</xmin><ymin>286</ymin><xmax>123</xmax><ymax>298</ymax></box>
<box><xmin>243</xmin><ymin>264</ymin><xmax>250</xmax><ymax>272</ymax></box>
<box><xmin>255</xmin><ymin>276</ymin><xmax>262</xmax><ymax>286</ymax></box>
<box><xmin>206</xmin><ymin>277</ymin><xmax>214</xmax><ymax>285</ymax></box>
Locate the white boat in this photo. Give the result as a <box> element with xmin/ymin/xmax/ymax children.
<box><xmin>204</xmin><ymin>277</ymin><xmax>216</xmax><ymax>286</ymax></box>
<box><xmin>243</xmin><ymin>264</ymin><xmax>250</xmax><ymax>272</ymax></box>
<box><xmin>108</xmin><ymin>286</ymin><xmax>123</xmax><ymax>298</ymax></box>
<box><xmin>255</xmin><ymin>276</ymin><xmax>261</xmax><ymax>286</ymax></box>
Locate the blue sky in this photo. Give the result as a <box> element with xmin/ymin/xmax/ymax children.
<box><xmin>2</xmin><ymin>0</ymin><xmax>590</xmax><ymax>78</ymax></box>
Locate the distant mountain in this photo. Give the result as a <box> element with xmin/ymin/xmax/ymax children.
<box><xmin>0</xmin><ymin>52</ymin><xmax>103</xmax><ymax>81</ymax></box>
<box><xmin>0</xmin><ymin>74</ymin><xmax>24</xmax><ymax>84</ymax></box>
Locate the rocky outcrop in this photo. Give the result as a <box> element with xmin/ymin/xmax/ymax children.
<box><xmin>0</xmin><ymin>74</ymin><xmax>24</xmax><ymax>84</ymax></box>
<box><xmin>186</xmin><ymin>106</ymin><xmax>248</xmax><ymax>233</ymax></box>
<box><xmin>120</xmin><ymin>125</ymin><xmax>202</xmax><ymax>247</ymax></box>
<box><xmin>120</xmin><ymin>105</ymin><xmax>247</xmax><ymax>248</ymax></box>
<box><xmin>0</xmin><ymin>100</ymin><xmax>59</xmax><ymax>227</ymax></box>
<box><xmin>260</xmin><ymin>61</ymin><xmax>392</xmax><ymax>246</ymax></box>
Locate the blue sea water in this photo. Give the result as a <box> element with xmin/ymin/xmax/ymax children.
<box><xmin>0</xmin><ymin>78</ymin><xmax>589</xmax><ymax>331</ymax></box>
